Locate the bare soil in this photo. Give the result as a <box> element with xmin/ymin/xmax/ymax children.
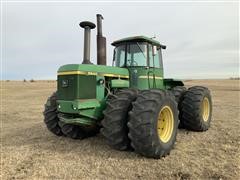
<box><xmin>1</xmin><ymin>80</ymin><xmax>240</xmax><ymax>179</ymax></box>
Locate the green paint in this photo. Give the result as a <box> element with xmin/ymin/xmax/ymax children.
<box><xmin>56</xmin><ymin>36</ymin><xmax>183</xmax><ymax>127</ymax></box>
<box><xmin>110</xmin><ymin>79</ymin><xmax>129</xmax><ymax>88</ymax></box>
<box><xmin>58</xmin><ymin>75</ymin><xmax>96</xmax><ymax>100</ymax></box>
<box><xmin>57</xmin><ymin>98</ymin><xmax>106</xmax><ymax>125</ymax></box>
<box><xmin>58</xmin><ymin>64</ymin><xmax>129</xmax><ymax>77</ymax></box>
<box><xmin>128</xmin><ymin>67</ymin><xmax>164</xmax><ymax>90</ymax></box>
<box><xmin>96</xmin><ymin>76</ymin><xmax>105</xmax><ymax>101</ymax></box>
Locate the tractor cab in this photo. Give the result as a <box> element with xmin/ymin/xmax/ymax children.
<box><xmin>112</xmin><ymin>36</ymin><xmax>166</xmax><ymax>89</ymax></box>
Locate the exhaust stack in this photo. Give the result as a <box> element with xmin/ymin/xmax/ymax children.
<box><xmin>96</xmin><ymin>14</ymin><xmax>106</xmax><ymax>65</ymax></box>
<box><xmin>79</xmin><ymin>21</ymin><xmax>96</xmax><ymax>64</ymax></box>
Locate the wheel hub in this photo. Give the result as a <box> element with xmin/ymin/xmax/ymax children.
<box><xmin>157</xmin><ymin>106</ymin><xmax>174</xmax><ymax>143</ymax></box>
<box><xmin>202</xmin><ymin>97</ymin><xmax>210</xmax><ymax>122</ymax></box>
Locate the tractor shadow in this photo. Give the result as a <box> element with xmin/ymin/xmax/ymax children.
<box><xmin>3</xmin><ymin>121</ymin><xmax>195</xmax><ymax>160</ymax></box>
<box><xmin>2</xmin><ymin>121</ymin><xmax>140</xmax><ymax>160</ymax></box>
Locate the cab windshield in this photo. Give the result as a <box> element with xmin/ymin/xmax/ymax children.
<box><xmin>114</xmin><ymin>42</ymin><xmax>147</xmax><ymax>67</ymax></box>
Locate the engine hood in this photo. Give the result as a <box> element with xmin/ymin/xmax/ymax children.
<box><xmin>57</xmin><ymin>64</ymin><xmax>129</xmax><ymax>79</ymax></box>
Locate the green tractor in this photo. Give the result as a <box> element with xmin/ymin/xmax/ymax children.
<box><xmin>43</xmin><ymin>14</ymin><xmax>212</xmax><ymax>158</ymax></box>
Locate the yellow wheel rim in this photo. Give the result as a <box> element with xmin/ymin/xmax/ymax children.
<box><xmin>202</xmin><ymin>97</ymin><xmax>210</xmax><ymax>122</ymax></box>
<box><xmin>157</xmin><ymin>106</ymin><xmax>174</xmax><ymax>143</ymax></box>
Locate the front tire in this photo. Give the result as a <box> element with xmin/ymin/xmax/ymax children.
<box><xmin>179</xmin><ymin>86</ymin><xmax>212</xmax><ymax>131</ymax></box>
<box><xmin>58</xmin><ymin>121</ymin><xmax>99</xmax><ymax>139</ymax></box>
<box><xmin>101</xmin><ymin>89</ymin><xmax>138</xmax><ymax>150</ymax></box>
<box><xmin>128</xmin><ymin>90</ymin><xmax>178</xmax><ymax>158</ymax></box>
<box><xmin>43</xmin><ymin>92</ymin><xmax>63</xmax><ymax>136</ymax></box>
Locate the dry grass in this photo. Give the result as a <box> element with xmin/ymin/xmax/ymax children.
<box><xmin>1</xmin><ymin>80</ymin><xmax>240</xmax><ymax>179</ymax></box>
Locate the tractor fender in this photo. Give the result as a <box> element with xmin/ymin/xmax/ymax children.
<box><xmin>163</xmin><ymin>78</ymin><xmax>184</xmax><ymax>89</ymax></box>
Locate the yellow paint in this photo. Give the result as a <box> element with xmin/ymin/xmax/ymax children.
<box><xmin>157</xmin><ymin>106</ymin><xmax>174</xmax><ymax>143</ymax></box>
<box><xmin>139</xmin><ymin>75</ymin><xmax>163</xmax><ymax>80</ymax></box>
<box><xmin>98</xmin><ymin>73</ymin><xmax>128</xmax><ymax>78</ymax></box>
<box><xmin>57</xmin><ymin>71</ymin><xmax>129</xmax><ymax>79</ymax></box>
<box><xmin>57</xmin><ymin>71</ymin><xmax>88</xmax><ymax>76</ymax></box>
<box><xmin>202</xmin><ymin>97</ymin><xmax>210</xmax><ymax>122</ymax></box>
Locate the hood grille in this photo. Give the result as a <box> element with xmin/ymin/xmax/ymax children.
<box><xmin>57</xmin><ymin>75</ymin><xmax>96</xmax><ymax>100</ymax></box>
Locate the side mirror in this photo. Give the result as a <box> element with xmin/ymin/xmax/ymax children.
<box><xmin>112</xmin><ymin>49</ymin><xmax>116</xmax><ymax>66</ymax></box>
<box><xmin>113</xmin><ymin>49</ymin><xmax>116</xmax><ymax>61</ymax></box>
<box><xmin>153</xmin><ymin>46</ymin><xmax>157</xmax><ymax>56</ymax></box>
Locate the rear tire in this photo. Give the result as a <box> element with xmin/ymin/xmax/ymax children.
<box><xmin>170</xmin><ymin>86</ymin><xmax>187</xmax><ymax>128</ymax></box>
<box><xmin>179</xmin><ymin>86</ymin><xmax>212</xmax><ymax>131</ymax></box>
<box><xmin>171</xmin><ymin>86</ymin><xmax>187</xmax><ymax>104</ymax></box>
<box><xmin>128</xmin><ymin>90</ymin><xmax>178</xmax><ymax>158</ymax></box>
<box><xmin>101</xmin><ymin>89</ymin><xmax>138</xmax><ymax>150</ymax></box>
<box><xmin>43</xmin><ymin>92</ymin><xmax>63</xmax><ymax>136</ymax></box>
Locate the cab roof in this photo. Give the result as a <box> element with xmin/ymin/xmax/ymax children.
<box><xmin>111</xmin><ymin>35</ymin><xmax>166</xmax><ymax>49</ymax></box>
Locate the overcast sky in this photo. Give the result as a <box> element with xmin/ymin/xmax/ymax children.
<box><xmin>2</xmin><ymin>1</ymin><xmax>239</xmax><ymax>80</ymax></box>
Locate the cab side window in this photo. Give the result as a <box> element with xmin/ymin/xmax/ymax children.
<box><xmin>157</xmin><ymin>48</ymin><xmax>163</xmax><ymax>68</ymax></box>
<box><xmin>148</xmin><ymin>45</ymin><xmax>162</xmax><ymax>68</ymax></box>
<box><xmin>115</xmin><ymin>45</ymin><xmax>126</xmax><ymax>67</ymax></box>
<box><xmin>154</xmin><ymin>48</ymin><xmax>160</xmax><ymax>68</ymax></box>
<box><xmin>126</xmin><ymin>43</ymin><xmax>147</xmax><ymax>66</ymax></box>
<box><xmin>149</xmin><ymin>45</ymin><xmax>154</xmax><ymax>67</ymax></box>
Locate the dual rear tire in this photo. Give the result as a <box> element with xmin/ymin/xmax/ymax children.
<box><xmin>102</xmin><ymin>86</ymin><xmax>212</xmax><ymax>158</ymax></box>
<box><xmin>170</xmin><ymin>86</ymin><xmax>212</xmax><ymax>131</ymax></box>
<box><xmin>128</xmin><ymin>90</ymin><xmax>178</xmax><ymax>158</ymax></box>
<box><xmin>179</xmin><ymin>86</ymin><xmax>212</xmax><ymax>131</ymax></box>
<box><xmin>101</xmin><ymin>89</ymin><xmax>179</xmax><ymax>158</ymax></box>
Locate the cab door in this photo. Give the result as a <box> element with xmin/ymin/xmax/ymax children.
<box><xmin>148</xmin><ymin>45</ymin><xmax>164</xmax><ymax>89</ymax></box>
<box><xmin>126</xmin><ymin>42</ymin><xmax>152</xmax><ymax>90</ymax></box>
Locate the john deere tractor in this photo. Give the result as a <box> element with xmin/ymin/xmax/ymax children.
<box><xmin>43</xmin><ymin>14</ymin><xmax>212</xmax><ymax>158</ymax></box>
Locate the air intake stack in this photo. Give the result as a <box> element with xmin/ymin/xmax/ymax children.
<box><xmin>96</xmin><ymin>14</ymin><xmax>107</xmax><ymax>65</ymax></box>
<box><xmin>79</xmin><ymin>21</ymin><xmax>96</xmax><ymax>64</ymax></box>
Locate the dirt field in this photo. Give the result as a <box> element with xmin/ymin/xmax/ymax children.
<box><xmin>1</xmin><ymin>80</ymin><xmax>240</xmax><ymax>179</ymax></box>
